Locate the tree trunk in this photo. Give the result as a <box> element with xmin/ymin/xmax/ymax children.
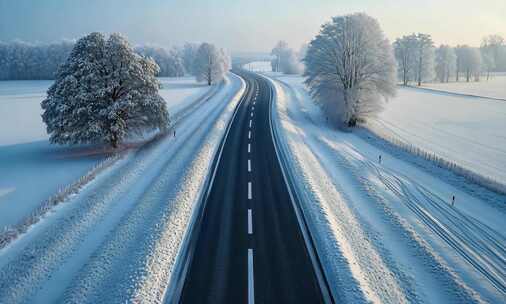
<box><xmin>111</xmin><ymin>134</ymin><xmax>118</xmax><ymax>149</ymax></box>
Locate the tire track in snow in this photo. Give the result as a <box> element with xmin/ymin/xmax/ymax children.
<box><xmin>372</xmin><ymin>165</ymin><xmax>506</xmax><ymax>294</ymax></box>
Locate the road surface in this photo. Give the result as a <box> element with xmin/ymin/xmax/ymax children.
<box><xmin>178</xmin><ymin>70</ymin><xmax>331</xmax><ymax>303</ymax></box>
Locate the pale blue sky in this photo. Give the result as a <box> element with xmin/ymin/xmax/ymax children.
<box><xmin>1</xmin><ymin>0</ymin><xmax>505</xmax><ymax>52</ymax></box>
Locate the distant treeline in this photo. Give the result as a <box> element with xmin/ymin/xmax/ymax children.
<box><xmin>0</xmin><ymin>41</ymin><xmax>206</xmax><ymax>80</ymax></box>
<box><xmin>393</xmin><ymin>34</ymin><xmax>506</xmax><ymax>85</ymax></box>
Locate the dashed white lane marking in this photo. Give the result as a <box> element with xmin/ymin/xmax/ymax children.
<box><xmin>248</xmin><ymin>131</ymin><xmax>251</xmax><ymax>139</ymax></box>
<box><xmin>248</xmin><ymin>159</ymin><xmax>251</xmax><ymax>172</ymax></box>
<box><xmin>248</xmin><ymin>143</ymin><xmax>251</xmax><ymax>153</ymax></box>
<box><xmin>251</xmin><ymin>112</ymin><xmax>254</xmax><ymax>117</ymax></box>
<box><xmin>248</xmin><ymin>182</ymin><xmax>252</xmax><ymax>200</ymax></box>
<box><xmin>252</xmin><ymin>106</ymin><xmax>255</xmax><ymax>111</ymax></box>
<box><xmin>249</xmin><ymin>119</ymin><xmax>252</xmax><ymax>128</ymax></box>
<box><xmin>248</xmin><ymin>249</ymin><xmax>254</xmax><ymax>304</ymax></box>
<box><xmin>248</xmin><ymin>209</ymin><xmax>253</xmax><ymax>234</ymax></box>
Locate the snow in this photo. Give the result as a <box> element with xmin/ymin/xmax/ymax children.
<box><xmin>0</xmin><ymin>77</ymin><xmax>213</xmax><ymax>229</ymax></box>
<box><xmin>422</xmin><ymin>75</ymin><xmax>506</xmax><ymax>100</ymax></box>
<box><xmin>244</xmin><ymin>61</ymin><xmax>272</xmax><ymax>72</ymax></box>
<box><xmin>367</xmin><ymin>86</ymin><xmax>506</xmax><ymax>187</ymax></box>
<box><xmin>0</xmin><ymin>73</ymin><xmax>245</xmax><ymax>303</ymax></box>
<box><xmin>268</xmin><ymin>74</ymin><xmax>505</xmax><ymax>303</ymax></box>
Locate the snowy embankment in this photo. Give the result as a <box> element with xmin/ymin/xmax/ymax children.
<box><xmin>366</xmin><ymin>86</ymin><xmax>506</xmax><ymax>193</ymax></box>
<box><xmin>0</xmin><ymin>73</ymin><xmax>245</xmax><ymax>303</ymax></box>
<box><xmin>0</xmin><ymin>77</ymin><xmax>211</xmax><ymax>230</ymax></box>
<box><xmin>268</xmin><ymin>74</ymin><xmax>505</xmax><ymax>303</ymax></box>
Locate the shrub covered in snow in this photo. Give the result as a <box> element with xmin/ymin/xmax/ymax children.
<box><xmin>41</xmin><ymin>32</ymin><xmax>169</xmax><ymax>148</ymax></box>
<box><xmin>304</xmin><ymin>13</ymin><xmax>396</xmax><ymax>127</ymax></box>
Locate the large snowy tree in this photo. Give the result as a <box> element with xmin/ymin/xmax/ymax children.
<box><xmin>194</xmin><ymin>42</ymin><xmax>227</xmax><ymax>85</ymax></box>
<box><xmin>41</xmin><ymin>32</ymin><xmax>169</xmax><ymax>148</ymax></box>
<box><xmin>304</xmin><ymin>13</ymin><xmax>396</xmax><ymax>127</ymax></box>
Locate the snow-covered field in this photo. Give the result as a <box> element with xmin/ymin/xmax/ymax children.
<box><xmin>0</xmin><ymin>73</ymin><xmax>245</xmax><ymax>303</ymax></box>
<box><xmin>367</xmin><ymin>86</ymin><xmax>506</xmax><ymax>188</ymax></box>
<box><xmin>269</xmin><ymin>74</ymin><xmax>505</xmax><ymax>303</ymax></box>
<box><xmin>422</xmin><ymin>75</ymin><xmax>506</xmax><ymax>100</ymax></box>
<box><xmin>0</xmin><ymin>77</ymin><xmax>212</xmax><ymax>229</ymax></box>
<box><xmin>244</xmin><ymin>60</ymin><xmax>272</xmax><ymax>72</ymax></box>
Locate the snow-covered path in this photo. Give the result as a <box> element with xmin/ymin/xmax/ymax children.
<box><xmin>0</xmin><ymin>74</ymin><xmax>245</xmax><ymax>303</ymax></box>
<box><xmin>269</xmin><ymin>74</ymin><xmax>505</xmax><ymax>303</ymax></box>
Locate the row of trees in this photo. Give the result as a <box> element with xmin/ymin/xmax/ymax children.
<box><xmin>394</xmin><ymin>33</ymin><xmax>506</xmax><ymax>85</ymax></box>
<box><xmin>41</xmin><ymin>32</ymin><xmax>230</xmax><ymax>149</ymax></box>
<box><xmin>0</xmin><ymin>40</ymin><xmax>230</xmax><ymax>83</ymax></box>
<box><xmin>0</xmin><ymin>41</ymin><xmax>74</xmax><ymax>80</ymax></box>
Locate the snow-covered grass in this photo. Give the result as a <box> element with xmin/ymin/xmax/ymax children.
<box><xmin>366</xmin><ymin>86</ymin><xmax>506</xmax><ymax>190</ymax></box>
<box><xmin>269</xmin><ymin>74</ymin><xmax>505</xmax><ymax>303</ymax></box>
<box><xmin>421</xmin><ymin>75</ymin><xmax>506</xmax><ymax>100</ymax></box>
<box><xmin>0</xmin><ymin>73</ymin><xmax>245</xmax><ymax>303</ymax></box>
<box><xmin>0</xmin><ymin>77</ymin><xmax>213</xmax><ymax>230</ymax></box>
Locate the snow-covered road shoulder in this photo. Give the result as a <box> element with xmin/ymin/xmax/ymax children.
<box><xmin>266</xmin><ymin>73</ymin><xmax>505</xmax><ymax>303</ymax></box>
<box><xmin>0</xmin><ymin>73</ymin><xmax>246</xmax><ymax>303</ymax></box>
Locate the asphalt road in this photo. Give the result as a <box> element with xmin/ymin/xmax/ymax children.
<box><xmin>178</xmin><ymin>70</ymin><xmax>330</xmax><ymax>303</ymax></box>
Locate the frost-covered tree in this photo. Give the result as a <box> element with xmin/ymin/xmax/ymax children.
<box><xmin>271</xmin><ymin>40</ymin><xmax>289</xmax><ymax>72</ymax></box>
<box><xmin>480</xmin><ymin>35</ymin><xmax>504</xmax><ymax>80</ymax></box>
<box><xmin>481</xmin><ymin>35</ymin><xmax>505</xmax><ymax>73</ymax></box>
<box><xmin>0</xmin><ymin>40</ymin><xmax>74</xmax><ymax>80</ymax></box>
<box><xmin>270</xmin><ymin>41</ymin><xmax>301</xmax><ymax>74</ymax></box>
<box><xmin>194</xmin><ymin>42</ymin><xmax>226</xmax><ymax>85</ymax></box>
<box><xmin>455</xmin><ymin>45</ymin><xmax>482</xmax><ymax>82</ymax></box>
<box><xmin>413</xmin><ymin>33</ymin><xmax>435</xmax><ymax>86</ymax></box>
<box><xmin>393</xmin><ymin>34</ymin><xmax>417</xmax><ymax>85</ymax></box>
<box><xmin>304</xmin><ymin>13</ymin><xmax>396</xmax><ymax>127</ymax></box>
<box><xmin>134</xmin><ymin>46</ymin><xmax>185</xmax><ymax>77</ymax></box>
<box><xmin>181</xmin><ymin>43</ymin><xmax>199</xmax><ymax>76</ymax></box>
<box><xmin>41</xmin><ymin>32</ymin><xmax>169</xmax><ymax>148</ymax></box>
<box><xmin>435</xmin><ymin>45</ymin><xmax>456</xmax><ymax>83</ymax></box>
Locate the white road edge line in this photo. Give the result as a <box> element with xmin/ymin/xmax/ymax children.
<box><xmin>248</xmin><ymin>209</ymin><xmax>253</xmax><ymax>234</ymax></box>
<box><xmin>248</xmin><ymin>159</ymin><xmax>251</xmax><ymax>172</ymax></box>
<box><xmin>248</xmin><ymin>182</ymin><xmax>252</xmax><ymax>200</ymax></box>
<box><xmin>248</xmin><ymin>143</ymin><xmax>251</xmax><ymax>153</ymax></box>
<box><xmin>248</xmin><ymin>248</ymin><xmax>254</xmax><ymax>304</ymax></box>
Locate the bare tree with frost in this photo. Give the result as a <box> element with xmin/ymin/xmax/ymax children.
<box><xmin>304</xmin><ymin>13</ymin><xmax>396</xmax><ymax>127</ymax></box>
<box><xmin>456</xmin><ymin>45</ymin><xmax>482</xmax><ymax>82</ymax></box>
<box><xmin>41</xmin><ymin>32</ymin><xmax>169</xmax><ymax>148</ymax></box>
<box><xmin>393</xmin><ymin>34</ymin><xmax>417</xmax><ymax>85</ymax></box>
<box><xmin>435</xmin><ymin>45</ymin><xmax>456</xmax><ymax>83</ymax></box>
<box><xmin>413</xmin><ymin>33</ymin><xmax>435</xmax><ymax>86</ymax></box>
<box><xmin>194</xmin><ymin>42</ymin><xmax>226</xmax><ymax>85</ymax></box>
<box><xmin>480</xmin><ymin>35</ymin><xmax>504</xmax><ymax>80</ymax></box>
<box><xmin>270</xmin><ymin>41</ymin><xmax>301</xmax><ymax>74</ymax></box>
<box><xmin>181</xmin><ymin>43</ymin><xmax>199</xmax><ymax>76</ymax></box>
